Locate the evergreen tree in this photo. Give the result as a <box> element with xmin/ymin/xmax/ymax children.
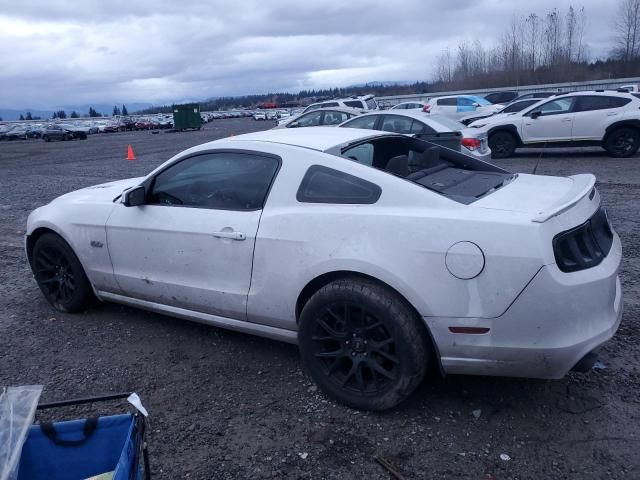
<box><xmin>70</xmin><ymin>111</ymin><xmax>79</xmax><ymax>118</ymax></box>
<box><xmin>112</xmin><ymin>106</ymin><xmax>121</xmax><ymax>116</ymax></box>
<box><xmin>19</xmin><ymin>114</ymin><xmax>24</xmax><ymax>121</ymax></box>
<box><xmin>25</xmin><ymin>112</ymin><xmax>33</xmax><ymax>120</ymax></box>
<box><xmin>52</xmin><ymin>112</ymin><xmax>57</xmax><ymax>119</ymax></box>
<box><xmin>122</xmin><ymin>104</ymin><xmax>128</xmax><ymax>115</ymax></box>
<box><xmin>88</xmin><ymin>107</ymin><xmax>100</xmax><ymax>117</ymax></box>
<box><xmin>56</xmin><ymin>110</ymin><xmax>67</xmax><ymax>119</ymax></box>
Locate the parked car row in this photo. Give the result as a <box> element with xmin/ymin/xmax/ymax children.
<box><xmin>466</xmin><ymin>90</ymin><xmax>640</xmax><ymax>158</ymax></box>
<box><xmin>0</xmin><ymin>122</ymin><xmax>89</xmax><ymax>141</ymax></box>
<box><xmin>378</xmin><ymin>89</ymin><xmax>640</xmax><ymax>158</ymax></box>
<box><xmin>270</xmin><ymin>104</ymin><xmax>491</xmax><ymax>160</ymax></box>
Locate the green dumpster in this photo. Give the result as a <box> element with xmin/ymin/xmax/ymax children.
<box><xmin>173</xmin><ymin>103</ymin><xmax>202</xmax><ymax>130</ymax></box>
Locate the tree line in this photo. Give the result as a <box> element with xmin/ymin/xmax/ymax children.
<box><xmin>432</xmin><ymin>1</ymin><xmax>640</xmax><ymax>90</ymax></box>
<box><xmin>12</xmin><ymin>105</ymin><xmax>130</xmax><ymax>121</ymax></box>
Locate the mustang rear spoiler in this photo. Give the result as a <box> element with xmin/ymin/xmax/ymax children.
<box><xmin>532</xmin><ymin>174</ymin><xmax>596</xmax><ymax>223</ymax></box>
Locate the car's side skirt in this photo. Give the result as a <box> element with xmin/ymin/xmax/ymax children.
<box><xmin>521</xmin><ymin>139</ymin><xmax>602</xmax><ymax>148</ymax></box>
<box><xmin>96</xmin><ymin>290</ymin><xmax>299</xmax><ymax>344</ymax></box>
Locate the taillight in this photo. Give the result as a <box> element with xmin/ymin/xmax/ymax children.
<box><xmin>423</xmin><ymin>104</ymin><xmax>431</xmax><ymax>112</ymax></box>
<box><xmin>553</xmin><ymin>208</ymin><xmax>613</xmax><ymax>272</ymax></box>
<box><xmin>461</xmin><ymin>137</ymin><xmax>481</xmax><ymax>150</ymax></box>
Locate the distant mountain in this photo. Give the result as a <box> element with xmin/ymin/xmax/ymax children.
<box><xmin>0</xmin><ymin>102</ymin><xmax>153</xmax><ymax>121</ymax></box>
<box><xmin>0</xmin><ymin>108</ymin><xmax>55</xmax><ymax>121</ymax></box>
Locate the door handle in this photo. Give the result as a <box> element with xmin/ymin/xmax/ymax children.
<box><xmin>212</xmin><ymin>231</ymin><xmax>246</xmax><ymax>241</ymax></box>
<box><xmin>561</xmin><ymin>118</ymin><xmax>571</xmax><ymax>122</ymax></box>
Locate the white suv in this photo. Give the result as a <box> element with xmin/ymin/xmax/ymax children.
<box><xmin>469</xmin><ymin>91</ymin><xmax>640</xmax><ymax>158</ymax></box>
<box><xmin>302</xmin><ymin>94</ymin><xmax>378</xmax><ymax>114</ymax></box>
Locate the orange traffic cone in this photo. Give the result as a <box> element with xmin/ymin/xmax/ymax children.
<box><xmin>127</xmin><ymin>145</ymin><xmax>136</xmax><ymax>161</ymax></box>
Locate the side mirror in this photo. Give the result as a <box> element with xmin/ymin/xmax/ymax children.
<box><xmin>123</xmin><ymin>186</ymin><xmax>145</xmax><ymax>207</ymax></box>
<box><xmin>472</xmin><ymin>102</ymin><xmax>480</xmax><ymax>108</ymax></box>
<box><xmin>288</xmin><ymin>121</ymin><xmax>300</xmax><ymax>128</ymax></box>
<box><xmin>530</xmin><ymin>111</ymin><xmax>542</xmax><ymax>119</ymax></box>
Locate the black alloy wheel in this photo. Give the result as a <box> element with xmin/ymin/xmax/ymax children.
<box><xmin>32</xmin><ymin>233</ymin><xmax>94</xmax><ymax>312</ymax></box>
<box><xmin>298</xmin><ymin>278</ymin><xmax>428</xmax><ymax>411</ymax></box>
<box><xmin>310</xmin><ymin>302</ymin><xmax>399</xmax><ymax>395</ymax></box>
<box><xmin>489</xmin><ymin>131</ymin><xmax>517</xmax><ymax>158</ymax></box>
<box><xmin>605</xmin><ymin>127</ymin><xmax>640</xmax><ymax>158</ymax></box>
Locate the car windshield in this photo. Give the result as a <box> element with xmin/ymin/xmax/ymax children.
<box><xmin>329</xmin><ymin>135</ymin><xmax>514</xmax><ymax>204</ymax></box>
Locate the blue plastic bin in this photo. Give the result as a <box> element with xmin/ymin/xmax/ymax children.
<box><xmin>18</xmin><ymin>413</ymin><xmax>141</xmax><ymax>480</ymax></box>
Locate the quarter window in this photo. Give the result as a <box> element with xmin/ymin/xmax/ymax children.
<box><xmin>381</xmin><ymin>115</ymin><xmax>414</xmax><ymax>134</ymax></box>
<box><xmin>574</xmin><ymin>96</ymin><xmax>631</xmax><ymax>112</ymax></box>
<box><xmin>365</xmin><ymin>98</ymin><xmax>378</xmax><ymax>109</ymax></box>
<box><xmin>322</xmin><ymin>111</ymin><xmax>350</xmax><ymax>125</ymax></box>
<box><xmin>297</xmin><ymin>165</ymin><xmax>381</xmax><ymax>204</ymax></box>
<box><xmin>340</xmin><ymin>115</ymin><xmax>378</xmax><ymax>130</ymax></box>
<box><xmin>149</xmin><ymin>152</ymin><xmax>279</xmax><ymax>210</ymax></box>
<box><xmin>410</xmin><ymin>120</ymin><xmax>434</xmax><ymax>134</ymax></box>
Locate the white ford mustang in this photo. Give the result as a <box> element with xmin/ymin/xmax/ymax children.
<box><xmin>26</xmin><ymin>128</ymin><xmax>623</xmax><ymax>410</ymax></box>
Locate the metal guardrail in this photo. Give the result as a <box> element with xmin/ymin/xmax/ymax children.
<box><xmin>374</xmin><ymin>76</ymin><xmax>640</xmax><ymax>107</ymax></box>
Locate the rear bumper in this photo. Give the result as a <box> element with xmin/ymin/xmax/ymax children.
<box><xmin>463</xmin><ymin>146</ymin><xmax>491</xmax><ymax>162</ymax></box>
<box><xmin>427</xmin><ymin>233</ymin><xmax>623</xmax><ymax>379</ymax></box>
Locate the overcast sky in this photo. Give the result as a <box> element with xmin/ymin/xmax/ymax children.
<box><xmin>0</xmin><ymin>0</ymin><xmax>619</xmax><ymax>109</ymax></box>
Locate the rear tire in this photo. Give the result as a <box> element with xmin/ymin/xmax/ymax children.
<box><xmin>489</xmin><ymin>131</ymin><xmax>517</xmax><ymax>159</ymax></box>
<box><xmin>31</xmin><ymin>233</ymin><xmax>95</xmax><ymax>313</ymax></box>
<box><xmin>604</xmin><ymin>127</ymin><xmax>640</xmax><ymax>158</ymax></box>
<box><xmin>298</xmin><ymin>278</ymin><xmax>428</xmax><ymax>411</ymax></box>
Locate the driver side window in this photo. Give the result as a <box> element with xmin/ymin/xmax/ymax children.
<box><xmin>149</xmin><ymin>153</ymin><xmax>279</xmax><ymax>211</ymax></box>
<box><xmin>535</xmin><ymin>98</ymin><xmax>575</xmax><ymax>116</ymax></box>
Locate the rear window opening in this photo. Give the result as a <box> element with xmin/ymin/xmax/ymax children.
<box><xmin>334</xmin><ymin>136</ymin><xmax>515</xmax><ymax>204</ymax></box>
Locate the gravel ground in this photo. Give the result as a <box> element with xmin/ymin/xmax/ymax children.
<box><xmin>1</xmin><ymin>119</ymin><xmax>639</xmax><ymax>479</ymax></box>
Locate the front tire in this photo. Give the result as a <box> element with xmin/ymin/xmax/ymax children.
<box><xmin>604</xmin><ymin>127</ymin><xmax>640</xmax><ymax>158</ymax></box>
<box><xmin>489</xmin><ymin>131</ymin><xmax>517</xmax><ymax>159</ymax></box>
<box><xmin>298</xmin><ymin>278</ymin><xmax>428</xmax><ymax>411</ymax></box>
<box><xmin>31</xmin><ymin>233</ymin><xmax>95</xmax><ymax>312</ymax></box>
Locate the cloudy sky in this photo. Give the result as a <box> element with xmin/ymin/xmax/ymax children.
<box><xmin>0</xmin><ymin>0</ymin><xmax>618</xmax><ymax>109</ymax></box>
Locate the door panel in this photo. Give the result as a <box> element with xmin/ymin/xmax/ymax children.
<box><xmin>105</xmin><ymin>151</ymin><xmax>279</xmax><ymax>320</ymax></box>
<box><xmin>571</xmin><ymin>96</ymin><xmax>628</xmax><ymax>140</ymax></box>
<box><xmin>107</xmin><ymin>205</ymin><xmax>260</xmax><ymax>319</ymax></box>
<box><xmin>522</xmin><ymin>97</ymin><xmax>576</xmax><ymax>143</ymax></box>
